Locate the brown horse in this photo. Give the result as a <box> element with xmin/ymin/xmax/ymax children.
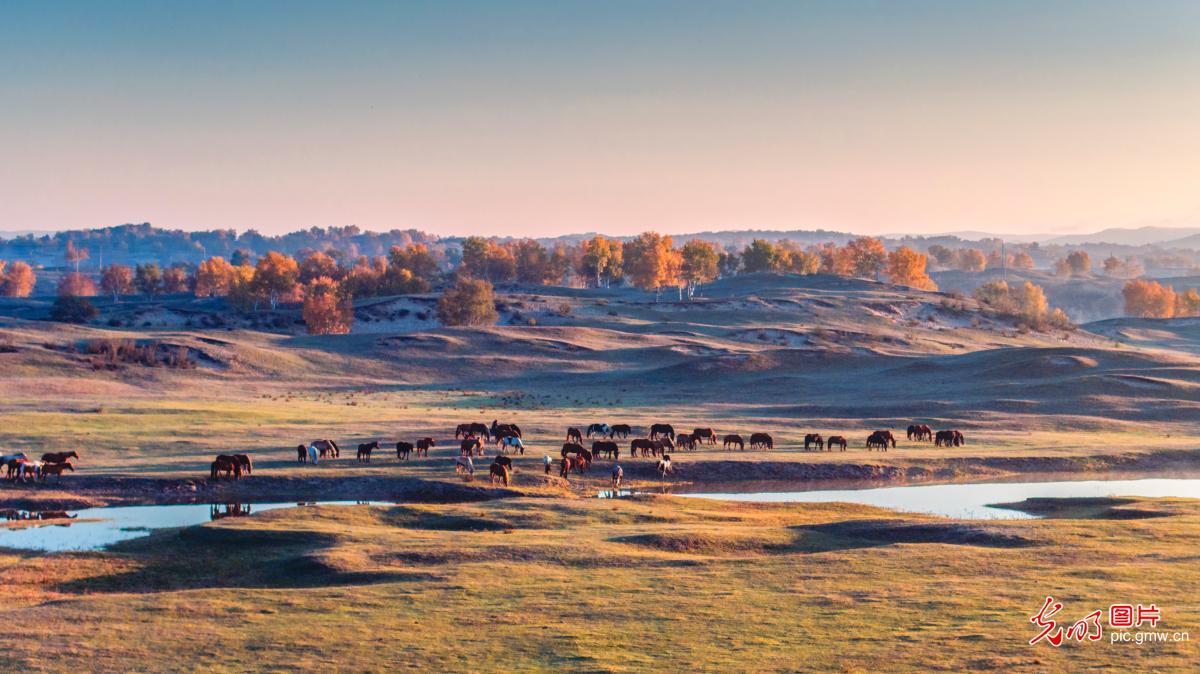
<box><xmin>490</xmin><ymin>420</ymin><xmax>521</xmax><ymax>439</ymax></box>
<box><xmin>489</xmin><ymin>462</ymin><xmax>511</xmax><ymax>486</ymax></box>
<box><xmin>592</xmin><ymin>440</ymin><xmax>619</xmax><ymax>460</ymax></box>
<box><xmin>357</xmin><ymin>441</ymin><xmax>380</xmax><ymax>462</ymax></box>
<box><xmin>460</xmin><ymin>437</ymin><xmax>483</xmax><ymax>457</ymax></box>
<box><xmin>559</xmin><ymin>456</ymin><xmax>574</xmax><ymax>478</ymax></box>
<box><xmin>311</xmin><ymin>439</ymin><xmax>339</xmax><ymax>459</ymax></box>
<box><xmin>935</xmin><ymin>430</ymin><xmax>965</xmax><ymax>447</ymax></box>
<box><xmin>41</xmin><ymin>451</ymin><xmax>79</xmax><ymax>464</ymax></box>
<box><xmin>232</xmin><ymin>454</ymin><xmax>253</xmax><ymax>475</ymax></box>
<box><xmin>566</xmin><ymin>427</ymin><xmax>583</xmax><ymax>444</ymax></box>
<box><xmin>561</xmin><ymin>442</ymin><xmax>586</xmax><ymax>458</ymax></box>
<box><xmin>826</xmin><ymin>435</ymin><xmax>848</xmax><ymax>451</ymax></box>
<box><xmin>396</xmin><ymin>441</ymin><xmax>414</xmax><ymax>460</ymax></box>
<box><xmin>722</xmin><ymin>434</ymin><xmax>744</xmax><ymax>451</ymax></box>
<box><xmin>866</xmin><ymin>430</ymin><xmax>895</xmax><ymax>451</ymax></box>
<box><xmin>907</xmin><ymin>424</ymin><xmax>933</xmax><ymax>442</ymax></box>
<box><xmin>211</xmin><ymin>456</ymin><xmax>241</xmax><ymax>480</ymax></box>
<box><xmin>39</xmin><ymin>461</ymin><xmax>74</xmax><ymax>482</ymax></box>
<box><xmin>416</xmin><ymin>437</ymin><xmax>435</xmax><ymax>457</ymax></box>
<box><xmin>649</xmin><ymin>424</ymin><xmax>675</xmax><ymax>441</ymax></box>
<box><xmin>296</xmin><ymin>444</ymin><xmax>308</xmax><ymax>463</ymax></box>
<box><xmin>677</xmin><ymin>434</ymin><xmax>699</xmax><ymax>451</ymax></box>
<box><xmin>493</xmin><ymin>455</ymin><xmax>513</xmax><ymax>471</ymax></box>
<box><xmin>631</xmin><ymin>439</ymin><xmax>670</xmax><ymax>458</ymax></box>
<box><xmin>692</xmin><ymin>428</ymin><xmax>717</xmax><ymax>445</ymax></box>
<box><xmin>749</xmin><ymin>433</ymin><xmax>773</xmax><ymax>450</ymax></box>
<box><xmin>804</xmin><ymin>433</ymin><xmax>824</xmax><ymax>451</ymax></box>
<box><xmin>610</xmin><ymin>424</ymin><xmax>632</xmax><ymax>439</ymax></box>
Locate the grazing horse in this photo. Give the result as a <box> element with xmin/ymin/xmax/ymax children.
<box><xmin>1</xmin><ymin>454</ymin><xmax>28</xmax><ymax>480</ymax></box>
<box><xmin>677</xmin><ymin>434</ymin><xmax>698</xmax><ymax>451</ymax></box>
<box><xmin>610</xmin><ymin>424</ymin><xmax>632</xmax><ymax>439</ymax></box>
<box><xmin>40</xmin><ymin>461</ymin><xmax>73</xmax><ymax>482</ymax></box>
<box><xmin>41</xmin><ymin>451</ymin><xmax>79</xmax><ymax>464</ymax></box>
<box><xmin>493</xmin><ymin>455</ymin><xmax>513</xmax><ymax>471</ymax></box>
<box><xmin>907</xmin><ymin>424</ymin><xmax>933</xmax><ymax>442</ymax></box>
<box><xmin>561</xmin><ymin>442</ymin><xmax>586</xmax><ymax>458</ymax></box>
<box><xmin>357</xmin><ymin>441</ymin><xmax>380</xmax><ymax>462</ymax></box>
<box><xmin>460</xmin><ymin>437</ymin><xmax>483</xmax><ymax>457</ymax></box>
<box><xmin>749</xmin><ymin>433</ymin><xmax>773</xmax><ymax>450</ymax></box>
<box><xmin>722</xmin><ymin>434</ymin><xmax>744</xmax><ymax>451</ymax></box>
<box><xmin>416</xmin><ymin>437</ymin><xmax>435</xmax><ymax>457</ymax></box>
<box><xmin>656</xmin><ymin>454</ymin><xmax>673</xmax><ymax>478</ymax></box>
<box><xmin>210</xmin><ymin>456</ymin><xmax>241</xmax><ymax>480</ymax></box>
<box><xmin>692</xmin><ymin>428</ymin><xmax>717</xmax><ymax>445</ymax></box>
<box><xmin>953</xmin><ymin>430</ymin><xmax>965</xmax><ymax>446</ymax></box>
<box><xmin>311</xmin><ymin>439</ymin><xmax>339</xmax><ymax>459</ymax></box>
<box><xmin>490</xmin><ymin>420</ymin><xmax>521</xmax><ymax>439</ymax></box>
<box><xmin>396</xmin><ymin>441</ymin><xmax>414</xmax><ymax>460</ymax></box>
<box><xmin>456</xmin><ymin>422</ymin><xmax>489</xmax><ymax>440</ymax></box>
<box><xmin>455</xmin><ymin>455</ymin><xmax>475</xmax><ymax>475</ymax></box>
<box><xmin>935</xmin><ymin>430</ymin><xmax>965</xmax><ymax>447</ymax></box>
<box><xmin>566</xmin><ymin>427</ymin><xmax>583</xmax><ymax>444</ymax></box>
<box><xmin>232</xmin><ymin>454</ymin><xmax>253</xmax><ymax>475</ymax></box>
<box><xmin>592</xmin><ymin>441</ymin><xmax>619</xmax><ymax>460</ymax></box>
<box><xmin>489</xmin><ymin>462</ymin><xmax>511</xmax><ymax>486</ymax></box>
<box><xmin>826</xmin><ymin>435</ymin><xmax>848</xmax><ymax>451</ymax></box>
<box><xmin>499</xmin><ymin>436</ymin><xmax>525</xmax><ymax>455</ymax></box>
<box><xmin>586</xmin><ymin>423</ymin><xmax>611</xmax><ymax>438</ymax></box>
<box><xmin>296</xmin><ymin>444</ymin><xmax>308</xmax><ymax>463</ymax></box>
<box><xmin>866</xmin><ymin>430</ymin><xmax>895</xmax><ymax>451</ymax></box>
<box><xmin>649</xmin><ymin>424</ymin><xmax>675</xmax><ymax>441</ymax></box>
<box><xmin>559</xmin><ymin>456</ymin><xmax>574</xmax><ymax>478</ymax></box>
<box><xmin>16</xmin><ymin>461</ymin><xmax>43</xmax><ymax>483</ymax></box>
<box><xmin>804</xmin><ymin>433</ymin><xmax>824</xmax><ymax>451</ymax></box>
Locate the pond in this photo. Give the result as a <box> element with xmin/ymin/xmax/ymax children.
<box><xmin>675</xmin><ymin>477</ymin><xmax>1200</xmax><ymax>519</ymax></box>
<box><xmin>0</xmin><ymin>501</ymin><xmax>385</xmax><ymax>552</ymax></box>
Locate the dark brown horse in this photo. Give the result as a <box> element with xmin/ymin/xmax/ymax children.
<box><xmin>804</xmin><ymin>433</ymin><xmax>824</xmax><ymax>451</ymax></box>
<box><xmin>907</xmin><ymin>424</ymin><xmax>933</xmax><ymax>442</ymax></box>
<box><xmin>692</xmin><ymin>428</ymin><xmax>717</xmax><ymax>445</ymax></box>
<box><xmin>610</xmin><ymin>424</ymin><xmax>632</xmax><ymax>439</ymax></box>
<box><xmin>416</xmin><ymin>437</ymin><xmax>436</xmax><ymax>457</ymax></box>
<box><xmin>396</xmin><ymin>441</ymin><xmax>414</xmax><ymax>460</ymax></box>
<box><xmin>866</xmin><ymin>430</ymin><xmax>895</xmax><ymax>451</ymax></box>
<box><xmin>935</xmin><ymin>430</ymin><xmax>965</xmax><ymax>447</ymax></box>
<box><xmin>722</xmin><ymin>434</ymin><xmax>744</xmax><ymax>450</ymax></box>
<box><xmin>826</xmin><ymin>435</ymin><xmax>848</xmax><ymax>451</ymax></box>
<box><xmin>297</xmin><ymin>444</ymin><xmax>308</xmax><ymax>463</ymax></box>
<box><xmin>41</xmin><ymin>451</ymin><xmax>79</xmax><ymax>464</ymax></box>
<box><xmin>489</xmin><ymin>462</ymin><xmax>511</xmax><ymax>486</ymax></box>
<box><xmin>491</xmin><ymin>420</ymin><xmax>521</xmax><ymax>439</ymax></box>
<box><xmin>559</xmin><ymin>456</ymin><xmax>574</xmax><ymax>478</ymax></box>
<box><xmin>677</xmin><ymin>434</ymin><xmax>699</xmax><ymax>451</ymax></box>
<box><xmin>457</xmin><ymin>422</ymin><xmax>489</xmax><ymax>440</ymax></box>
<box><xmin>649</xmin><ymin>423</ymin><xmax>675</xmax><ymax>441</ymax></box>
<box><xmin>749</xmin><ymin>433</ymin><xmax>773</xmax><ymax>450</ymax></box>
<box><xmin>211</xmin><ymin>456</ymin><xmax>242</xmax><ymax>480</ymax></box>
<box><xmin>631</xmin><ymin>439</ymin><xmax>670</xmax><ymax>457</ymax></box>
<box><xmin>566</xmin><ymin>427</ymin><xmax>583</xmax><ymax>444</ymax></box>
<box><xmin>561</xmin><ymin>442</ymin><xmax>586</xmax><ymax>458</ymax></box>
<box><xmin>592</xmin><ymin>441</ymin><xmax>619</xmax><ymax>460</ymax></box>
<box><xmin>232</xmin><ymin>454</ymin><xmax>253</xmax><ymax>475</ymax></box>
<box><xmin>460</xmin><ymin>437</ymin><xmax>483</xmax><ymax>457</ymax></box>
<box><xmin>357</xmin><ymin>441</ymin><xmax>380</xmax><ymax>462</ymax></box>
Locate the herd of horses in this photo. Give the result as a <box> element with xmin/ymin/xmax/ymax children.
<box><xmin>1</xmin><ymin>451</ymin><xmax>78</xmax><ymax>485</ymax></box>
<box><xmin>241</xmin><ymin>420</ymin><xmax>967</xmax><ymax>484</ymax></box>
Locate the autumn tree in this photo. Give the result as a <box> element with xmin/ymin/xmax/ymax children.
<box><xmin>718</xmin><ymin>249</ymin><xmax>740</xmax><ymax>277</ymax></box>
<box><xmin>302</xmin><ymin>276</ymin><xmax>354</xmax><ymax>335</ymax></box>
<box><xmin>1176</xmin><ymin>288</ymin><xmax>1200</xmax><ymax>318</ymax></box>
<box><xmin>65</xmin><ymin>240</ymin><xmax>89</xmax><ymax>272</ymax></box>
<box><xmin>388</xmin><ymin>243</ymin><xmax>441</xmax><ymax>284</ymax></box>
<box><xmin>953</xmin><ymin>248</ymin><xmax>987</xmax><ymax>272</ymax></box>
<box><xmin>100</xmin><ymin>264</ymin><xmax>134</xmax><ymax>301</ymax></box>
<box><xmin>1011</xmin><ymin>250</ymin><xmax>1035</xmax><ymax>270</ymax></box>
<box><xmin>0</xmin><ymin>261</ymin><xmax>35</xmax><ymax>297</ymax></box>
<box><xmin>1013</xmin><ymin>281</ymin><xmax>1048</xmax><ymax>322</ymax></box>
<box><xmin>227</xmin><ymin>265</ymin><xmax>259</xmax><ymax>311</ymax></box>
<box><xmin>436</xmin><ymin>277</ymin><xmax>499</xmax><ymax>326</ymax></box>
<box><xmin>816</xmin><ymin>243</ymin><xmax>854</xmax><ymax>276</ymax></box>
<box><xmin>680</xmin><ymin>240</ymin><xmax>719</xmax><ymax>298</ymax></box>
<box><xmin>135</xmin><ymin>263</ymin><xmax>163</xmax><ymax>295</ymax></box>
<box><xmin>252</xmin><ymin>251</ymin><xmax>300</xmax><ymax>310</ymax></box>
<box><xmin>578</xmin><ymin>236</ymin><xmax>623</xmax><ymax>288</ymax></box>
<box><xmin>845</xmin><ymin>237</ymin><xmax>888</xmax><ymax>278</ymax></box>
<box><xmin>163</xmin><ymin>266</ymin><xmax>189</xmax><ymax>293</ymax></box>
<box><xmin>776</xmin><ymin>242</ymin><xmax>820</xmax><ymax>275</ymax></box>
<box><xmin>194</xmin><ymin>257</ymin><xmax>236</xmax><ymax>297</ymax></box>
<box><xmin>299</xmin><ymin>251</ymin><xmax>339</xmax><ymax>283</ymax></box>
<box><xmin>623</xmin><ymin>232</ymin><xmax>675</xmax><ymax>300</ymax></box>
<box><xmin>886</xmin><ymin>246</ymin><xmax>937</xmax><ymax>291</ymax></box>
<box><xmin>1123</xmin><ymin>279</ymin><xmax>1176</xmax><ymax>318</ymax></box>
<box><xmin>741</xmin><ymin>239</ymin><xmax>780</xmax><ymax>273</ymax></box>
<box><xmin>1055</xmin><ymin>250</ymin><xmax>1092</xmax><ymax>277</ymax></box>
<box><xmin>57</xmin><ymin>272</ymin><xmax>97</xmax><ymax>297</ymax></box>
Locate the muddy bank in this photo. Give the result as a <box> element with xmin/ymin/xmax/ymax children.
<box><xmin>0</xmin><ymin>475</ymin><xmax>541</xmax><ymax>510</ymax></box>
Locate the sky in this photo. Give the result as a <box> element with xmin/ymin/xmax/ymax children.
<box><xmin>1</xmin><ymin>1</ymin><xmax>1199</xmax><ymax>238</ymax></box>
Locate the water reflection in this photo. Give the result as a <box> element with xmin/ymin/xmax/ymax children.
<box><xmin>209</xmin><ymin>503</ymin><xmax>252</xmax><ymax>520</ymax></box>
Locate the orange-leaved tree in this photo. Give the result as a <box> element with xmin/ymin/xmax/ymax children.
<box><xmin>886</xmin><ymin>246</ymin><xmax>937</xmax><ymax>291</ymax></box>
<box><xmin>1122</xmin><ymin>279</ymin><xmax>1176</xmax><ymax>318</ymax></box>
<box><xmin>302</xmin><ymin>276</ymin><xmax>354</xmax><ymax>335</ymax></box>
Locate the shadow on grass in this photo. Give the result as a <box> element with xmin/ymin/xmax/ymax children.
<box><xmin>784</xmin><ymin>519</ymin><xmax>1037</xmax><ymax>552</ymax></box>
<box><xmin>991</xmin><ymin>497</ymin><xmax>1177</xmax><ymax>520</ymax></box>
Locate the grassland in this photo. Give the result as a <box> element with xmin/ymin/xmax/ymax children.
<box><xmin>1</xmin><ymin>274</ymin><xmax>1199</xmax><ymax>671</ymax></box>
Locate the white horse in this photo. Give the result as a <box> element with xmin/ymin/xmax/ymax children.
<box><xmin>17</xmin><ymin>461</ymin><xmax>43</xmax><ymax>482</ymax></box>
<box><xmin>455</xmin><ymin>456</ymin><xmax>474</xmax><ymax>475</ymax></box>
<box><xmin>498</xmin><ymin>436</ymin><xmax>525</xmax><ymax>455</ymax></box>
<box><xmin>656</xmin><ymin>456</ymin><xmax>673</xmax><ymax>478</ymax></box>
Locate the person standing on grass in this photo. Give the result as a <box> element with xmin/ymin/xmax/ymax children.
<box><xmin>544</xmin><ymin>454</ymin><xmax>552</xmax><ymax>474</ymax></box>
<box><xmin>612</xmin><ymin>463</ymin><xmax>623</xmax><ymax>488</ymax></box>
